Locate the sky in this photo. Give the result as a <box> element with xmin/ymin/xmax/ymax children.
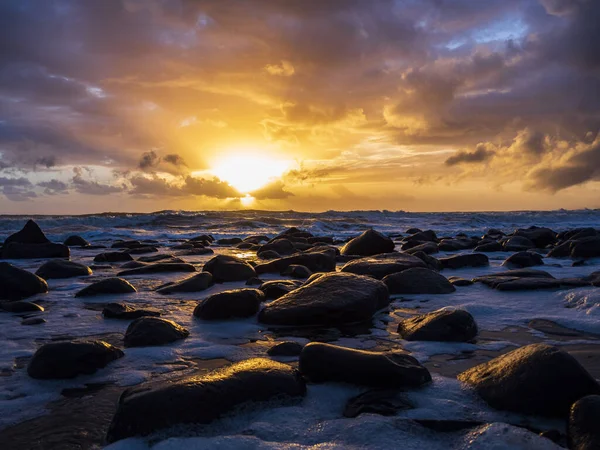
<box><xmin>1</xmin><ymin>0</ymin><xmax>599</xmax><ymax>214</ymax></box>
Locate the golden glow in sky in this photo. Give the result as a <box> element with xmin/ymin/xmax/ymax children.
<box><xmin>209</xmin><ymin>153</ymin><xmax>291</xmax><ymax>193</ymax></box>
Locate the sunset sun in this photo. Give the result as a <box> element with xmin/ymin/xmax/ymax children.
<box><xmin>210</xmin><ymin>153</ymin><xmax>290</xmax><ymax>194</ymax></box>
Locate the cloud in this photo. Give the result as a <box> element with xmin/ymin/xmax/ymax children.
<box><xmin>139</xmin><ymin>150</ymin><xmax>161</xmax><ymax>171</ymax></box>
<box><xmin>250</xmin><ymin>181</ymin><xmax>294</xmax><ymax>200</ymax></box>
<box><xmin>129</xmin><ymin>174</ymin><xmax>241</xmax><ymax>199</ymax></box>
<box><xmin>72</xmin><ymin>167</ymin><xmax>124</xmax><ymax>195</ymax></box>
<box><xmin>163</xmin><ymin>153</ymin><xmax>187</xmax><ymax>167</ymax></box>
<box><xmin>0</xmin><ymin>176</ymin><xmax>36</xmax><ymax>201</ymax></box>
<box><xmin>265</xmin><ymin>60</ymin><xmax>295</xmax><ymax>76</ymax></box>
<box><xmin>38</xmin><ymin>179</ymin><xmax>69</xmax><ymax>195</ymax></box>
<box><xmin>445</xmin><ymin>144</ymin><xmax>496</xmax><ymax>166</ymax></box>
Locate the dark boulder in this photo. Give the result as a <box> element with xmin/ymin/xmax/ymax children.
<box><xmin>458</xmin><ymin>344</ymin><xmax>600</xmax><ymax>416</ymax></box>
<box><xmin>547</xmin><ymin>241</ymin><xmax>573</xmax><ymax>257</ymax></box>
<box><xmin>474</xmin><ymin>241</ymin><xmax>503</xmax><ymax>252</ymax></box>
<box><xmin>343</xmin><ymin>389</ymin><xmax>414</xmax><ymax>418</ymax></box>
<box><xmin>258</xmin><ymin>272</ymin><xmax>389</xmax><ymax>326</ymax></box>
<box><xmin>341</xmin><ymin>253</ymin><xmax>426</xmax><ymax>279</ymax></box>
<box><xmin>257</xmin><ymin>250</ymin><xmax>281</xmax><ymax>259</ymax></box>
<box><xmin>156</xmin><ymin>272</ymin><xmax>213</xmax><ymax>294</ymax></box>
<box><xmin>117</xmin><ymin>263</ymin><xmax>196</xmax><ymax>276</ymax></box>
<box><xmin>258</xmin><ymin>239</ymin><xmax>296</xmax><ymax>256</ymax></box>
<box><xmin>340</xmin><ymin>229</ymin><xmax>395</xmax><ymax>256</ymax></box>
<box><xmin>397</xmin><ymin>309</ymin><xmax>477</xmax><ymax>342</ymax></box>
<box><xmin>1</xmin><ymin>301</ymin><xmax>44</xmax><ymax>312</ymax></box>
<box><xmin>75</xmin><ymin>277</ymin><xmax>136</xmax><ymax>297</ymax></box>
<box><xmin>111</xmin><ymin>240</ymin><xmax>142</xmax><ymax>249</ymax></box>
<box><xmin>514</xmin><ymin>227</ymin><xmax>557</xmax><ymax>248</ymax></box>
<box><xmin>503</xmin><ymin>235</ymin><xmax>535</xmax><ymax>251</ymax></box>
<box><xmin>124</xmin><ymin>317</ymin><xmax>189</xmax><ymax>347</ymax></box>
<box><xmin>437</xmin><ymin>238</ymin><xmax>477</xmax><ymax>252</ymax></box>
<box><xmin>1</xmin><ymin>242</ymin><xmax>70</xmax><ymax>259</ymax></box>
<box><xmin>93</xmin><ymin>252</ymin><xmax>133</xmax><ymax>263</ymax></box>
<box><xmin>4</xmin><ymin>219</ymin><xmax>49</xmax><ymax>246</ymax></box>
<box><xmin>137</xmin><ymin>254</ymin><xmax>182</xmax><ymax>263</ymax></box>
<box><xmin>404</xmin><ymin>230</ymin><xmax>437</xmax><ymax>243</ymax></box>
<box><xmin>216</xmin><ymin>237</ymin><xmax>243</xmax><ymax>245</ymax></box>
<box><xmin>106</xmin><ymin>358</ymin><xmax>306</xmax><ymax>443</ymax></box>
<box><xmin>202</xmin><ymin>254</ymin><xmax>256</xmax><ymax>283</ymax></box>
<box><xmin>281</xmin><ymin>264</ymin><xmax>312</xmax><ymax>279</ymax></box>
<box><xmin>193</xmin><ymin>289</ymin><xmax>264</xmax><ymax>320</ymax></box>
<box><xmin>22</xmin><ymin>317</ymin><xmax>45</xmax><ymax>326</ymax></box>
<box><xmin>404</xmin><ymin>242</ymin><xmax>439</xmax><ymax>255</ymax></box>
<box><xmin>571</xmin><ymin>237</ymin><xmax>600</xmax><ymax>258</ymax></box>
<box><xmin>448</xmin><ymin>276</ymin><xmax>474</xmax><ymax>286</ymax></box>
<box><xmin>64</xmin><ymin>235</ymin><xmax>90</xmax><ymax>247</ymax></box>
<box><xmin>254</xmin><ymin>249</ymin><xmax>336</xmax><ymax>274</ymax></box>
<box><xmin>502</xmin><ymin>251</ymin><xmax>544</xmax><ymax>268</ymax></box>
<box><xmin>299</xmin><ymin>343</ymin><xmax>431</xmax><ymax>388</ymax></box>
<box><xmin>102</xmin><ymin>303</ymin><xmax>161</xmax><ymax>320</ymax></box>
<box><xmin>267</xmin><ymin>341</ymin><xmax>304</xmax><ymax>357</ymax></box>
<box><xmin>383</xmin><ymin>268</ymin><xmax>455</xmax><ymax>295</ymax></box>
<box><xmin>259</xmin><ymin>280</ymin><xmax>302</xmax><ymax>299</ymax></box>
<box><xmin>412</xmin><ymin>251</ymin><xmax>442</xmax><ymax>271</ymax></box>
<box><xmin>568</xmin><ymin>395</ymin><xmax>600</xmax><ymax>450</ymax></box>
<box><xmin>27</xmin><ymin>340</ymin><xmax>124</xmax><ymax>379</ymax></box>
<box><xmin>439</xmin><ymin>253</ymin><xmax>489</xmax><ymax>269</ymax></box>
<box><xmin>0</xmin><ymin>262</ymin><xmax>48</xmax><ymax>300</ymax></box>
<box><xmin>35</xmin><ymin>260</ymin><xmax>92</xmax><ymax>279</ymax></box>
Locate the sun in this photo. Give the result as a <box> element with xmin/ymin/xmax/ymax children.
<box><xmin>210</xmin><ymin>153</ymin><xmax>290</xmax><ymax>194</ymax></box>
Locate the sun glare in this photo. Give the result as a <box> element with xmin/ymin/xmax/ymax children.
<box><xmin>210</xmin><ymin>153</ymin><xmax>290</xmax><ymax>193</ymax></box>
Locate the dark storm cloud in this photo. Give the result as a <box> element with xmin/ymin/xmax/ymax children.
<box><xmin>163</xmin><ymin>153</ymin><xmax>187</xmax><ymax>167</ymax></box>
<box><xmin>139</xmin><ymin>150</ymin><xmax>161</xmax><ymax>171</ymax></box>
<box><xmin>445</xmin><ymin>145</ymin><xmax>495</xmax><ymax>166</ymax></box>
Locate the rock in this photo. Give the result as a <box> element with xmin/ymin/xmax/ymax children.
<box><xmin>405</xmin><ymin>230</ymin><xmax>437</xmax><ymax>242</ymax></box>
<box><xmin>257</xmin><ymin>250</ymin><xmax>281</xmax><ymax>259</ymax></box>
<box><xmin>156</xmin><ymin>272</ymin><xmax>213</xmax><ymax>294</ymax></box>
<box><xmin>105</xmin><ymin>358</ymin><xmax>306</xmax><ymax>443</ymax></box>
<box><xmin>267</xmin><ymin>341</ymin><xmax>304</xmax><ymax>357</ymax></box>
<box><xmin>503</xmin><ymin>235</ymin><xmax>535</xmax><ymax>251</ymax></box>
<box><xmin>458</xmin><ymin>344</ymin><xmax>600</xmax><ymax>416</ymax></box>
<box><xmin>216</xmin><ymin>237</ymin><xmax>243</xmax><ymax>245</ymax></box>
<box><xmin>202</xmin><ymin>255</ymin><xmax>256</xmax><ymax>283</ymax></box>
<box><xmin>258</xmin><ymin>239</ymin><xmax>296</xmax><ymax>256</ymax></box>
<box><xmin>1</xmin><ymin>301</ymin><xmax>44</xmax><ymax>312</ymax></box>
<box><xmin>405</xmin><ymin>242</ymin><xmax>439</xmax><ymax>255</ymax></box>
<box><xmin>568</xmin><ymin>395</ymin><xmax>600</xmax><ymax>450</ymax></box>
<box><xmin>514</xmin><ymin>227</ymin><xmax>557</xmax><ymax>248</ymax></box>
<box><xmin>254</xmin><ymin>250</ymin><xmax>336</xmax><ymax>274</ymax></box>
<box><xmin>35</xmin><ymin>260</ymin><xmax>92</xmax><ymax>279</ymax></box>
<box><xmin>281</xmin><ymin>264</ymin><xmax>312</xmax><ymax>279</ymax></box>
<box><xmin>571</xmin><ymin>237</ymin><xmax>600</xmax><ymax>258</ymax></box>
<box><xmin>27</xmin><ymin>340</ymin><xmax>124</xmax><ymax>379</ymax></box>
<box><xmin>64</xmin><ymin>235</ymin><xmax>90</xmax><ymax>247</ymax></box>
<box><xmin>299</xmin><ymin>343</ymin><xmax>431</xmax><ymax>388</ymax></box>
<box><xmin>439</xmin><ymin>253</ymin><xmax>488</xmax><ymax>269</ymax></box>
<box><xmin>340</xmin><ymin>229</ymin><xmax>395</xmax><ymax>256</ymax></box>
<box><xmin>180</xmin><ymin>248</ymin><xmax>214</xmax><ymax>256</ymax></box>
<box><xmin>474</xmin><ymin>241</ymin><xmax>503</xmax><ymax>252</ymax></box>
<box><xmin>1</xmin><ymin>242</ymin><xmax>70</xmax><ymax>259</ymax></box>
<box><xmin>412</xmin><ymin>251</ymin><xmax>442</xmax><ymax>271</ymax></box>
<box><xmin>437</xmin><ymin>238</ymin><xmax>477</xmax><ymax>252</ymax></box>
<box><xmin>111</xmin><ymin>240</ymin><xmax>143</xmax><ymax>249</ymax></box>
<box><xmin>117</xmin><ymin>263</ymin><xmax>196</xmax><ymax>276</ymax></box>
<box><xmin>137</xmin><ymin>254</ymin><xmax>182</xmax><ymax>263</ymax></box>
<box><xmin>75</xmin><ymin>277</ymin><xmax>136</xmax><ymax>297</ymax></box>
<box><xmin>93</xmin><ymin>252</ymin><xmax>133</xmax><ymax>263</ymax></box>
<box><xmin>448</xmin><ymin>276</ymin><xmax>474</xmax><ymax>286</ymax></box>
<box><xmin>343</xmin><ymin>389</ymin><xmax>414</xmax><ymax>418</ymax></box>
<box><xmin>405</xmin><ymin>228</ymin><xmax>422</xmax><ymax>235</ymax></box>
<box><xmin>259</xmin><ymin>280</ymin><xmax>302</xmax><ymax>299</ymax></box>
<box><xmin>102</xmin><ymin>303</ymin><xmax>161</xmax><ymax>320</ymax></box>
<box><xmin>502</xmin><ymin>251</ymin><xmax>544</xmax><ymax>268</ymax></box>
<box><xmin>193</xmin><ymin>289</ymin><xmax>264</xmax><ymax>320</ymax></box>
<box><xmin>124</xmin><ymin>317</ymin><xmax>189</xmax><ymax>347</ymax></box>
<box><xmin>382</xmin><ymin>268</ymin><xmax>455</xmax><ymax>294</ymax></box>
<box><xmin>258</xmin><ymin>272</ymin><xmax>389</xmax><ymax>326</ymax></box>
<box><xmin>0</xmin><ymin>262</ymin><xmax>48</xmax><ymax>300</ymax></box>
<box><xmin>22</xmin><ymin>317</ymin><xmax>46</xmax><ymax>325</ymax></box>
<box><xmin>120</xmin><ymin>261</ymin><xmax>147</xmax><ymax>269</ymax></box>
<box><xmin>341</xmin><ymin>253</ymin><xmax>426</xmax><ymax>279</ymax></box>
<box><xmin>3</xmin><ymin>219</ymin><xmax>49</xmax><ymax>246</ymax></box>
<box><xmin>495</xmin><ymin>277</ymin><xmax>562</xmax><ymax>291</ymax></box>
<box><xmin>547</xmin><ymin>240</ymin><xmax>573</xmax><ymax>257</ymax></box>
<box><xmin>397</xmin><ymin>308</ymin><xmax>477</xmax><ymax>342</ymax></box>
<box><xmin>245</xmin><ymin>277</ymin><xmax>264</xmax><ymax>286</ymax></box>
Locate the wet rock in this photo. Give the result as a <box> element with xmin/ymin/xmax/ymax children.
<box><xmin>258</xmin><ymin>272</ymin><xmax>389</xmax><ymax>326</ymax></box>
<box><xmin>547</xmin><ymin>240</ymin><xmax>573</xmax><ymax>257</ymax></box>
<box><xmin>1</xmin><ymin>301</ymin><xmax>44</xmax><ymax>312</ymax></box>
<box><xmin>111</xmin><ymin>240</ymin><xmax>143</xmax><ymax>249</ymax></box>
<box><xmin>27</xmin><ymin>340</ymin><xmax>124</xmax><ymax>379</ymax></box>
<box><xmin>343</xmin><ymin>389</ymin><xmax>414</xmax><ymax>418</ymax></box>
<box><xmin>503</xmin><ymin>235</ymin><xmax>535</xmax><ymax>251</ymax></box>
<box><xmin>257</xmin><ymin>250</ymin><xmax>281</xmax><ymax>259</ymax></box>
<box><xmin>93</xmin><ymin>252</ymin><xmax>133</xmax><ymax>263</ymax></box>
<box><xmin>340</xmin><ymin>229</ymin><xmax>395</xmax><ymax>256</ymax></box>
<box><xmin>281</xmin><ymin>264</ymin><xmax>312</xmax><ymax>279</ymax></box>
<box><xmin>341</xmin><ymin>253</ymin><xmax>426</xmax><ymax>279</ymax></box>
<box><xmin>35</xmin><ymin>260</ymin><xmax>92</xmax><ymax>279</ymax></box>
<box><xmin>22</xmin><ymin>317</ymin><xmax>46</xmax><ymax>325</ymax></box>
<box><xmin>404</xmin><ymin>242</ymin><xmax>439</xmax><ymax>255</ymax></box>
<box><xmin>448</xmin><ymin>276</ymin><xmax>474</xmax><ymax>286</ymax></box>
<box><xmin>267</xmin><ymin>341</ymin><xmax>304</xmax><ymax>356</ymax></box>
<box><xmin>105</xmin><ymin>358</ymin><xmax>306</xmax><ymax>443</ymax></box>
<box><xmin>502</xmin><ymin>251</ymin><xmax>544</xmax><ymax>268</ymax></box>
<box><xmin>437</xmin><ymin>238</ymin><xmax>477</xmax><ymax>252</ymax></box>
<box><xmin>397</xmin><ymin>308</ymin><xmax>477</xmax><ymax>342</ymax></box>
<box><xmin>571</xmin><ymin>237</ymin><xmax>600</xmax><ymax>258</ymax></box>
<box><xmin>458</xmin><ymin>344</ymin><xmax>600</xmax><ymax>416</ymax></box>
<box><xmin>439</xmin><ymin>253</ymin><xmax>489</xmax><ymax>269</ymax></box>
<box><xmin>102</xmin><ymin>303</ymin><xmax>161</xmax><ymax>320</ymax></box>
<box><xmin>258</xmin><ymin>238</ymin><xmax>296</xmax><ymax>256</ymax></box>
<box><xmin>514</xmin><ymin>227</ymin><xmax>557</xmax><ymax>248</ymax></box>
<box><xmin>405</xmin><ymin>229</ymin><xmax>438</xmax><ymax>243</ymax></box>
<box><xmin>383</xmin><ymin>268</ymin><xmax>455</xmax><ymax>294</ymax></box>
<box><xmin>412</xmin><ymin>251</ymin><xmax>442</xmax><ymax>271</ymax></box>
<box><xmin>3</xmin><ymin>219</ymin><xmax>49</xmax><ymax>246</ymax></box>
<box><xmin>137</xmin><ymin>254</ymin><xmax>182</xmax><ymax>263</ymax></box>
<box><xmin>568</xmin><ymin>395</ymin><xmax>600</xmax><ymax>450</ymax></box>
<box><xmin>202</xmin><ymin>254</ymin><xmax>256</xmax><ymax>283</ymax></box>
<box><xmin>259</xmin><ymin>280</ymin><xmax>302</xmax><ymax>299</ymax></box>
<box><xmin>245</xmin><ymin>277</ymin><xmax>264</xmax><ymax>286</ymax></box>
<box><xmin>117</xmin><ymin>262</ymin><xmax>196</xmax><ymax>276</ymax></box>
<box><xmin>406</xmin><ymin>227</ymin><xmax>422</xmax><ymax>235</ymax></box>
<box><xmin>75</xmin><ymin>277</ymin><xmax>136</xmax><ymax>297</ymax></box>
<box><xmin>125</xmin><ymin>246</ymin><xmax>159</xmax><ymax>255</ymax></box>
<box><xmin>254</xmin><ymin>250</ymin><xmax>336</xmax><ymax>274</ymax></box>
<box><xmin>124</xmin><ymin>317</ymin><xmax>189</xmax><ymax>347</ymax></box>
<box><xmin>64</xmin><ymin>235</ymin><xmax>90</xmax><ymax>247</ymax></box>
<box><xmin>156</xmin><ymin>272</ymin><xmax>213</xmax><ymax>294</ymax></box>
<box><xmin>120</xmin><ymin>261</ymin><xmax>146</xmax><ymax>269</ymax></box>
<box><xmin>180</xmin><ymin>247</ymin><xmax>214</xmax><ymax>256</ymax></box>
<box><xmin>1</xmin><ymin>242</ymin><xmax>70</xmax><ymax>259</ymax></box>
<box><xmin>216</xmin><ymin>237</ymin><xmax>243</xmax><ymax>246</ymax></box>
<box><xmin>194</xmin><ymin>288</ymin><xmax>264</xmax><ymax>320</ymax></box>
<box><xmin>299</xmin><ymin>343</ymin><xmax>431</xmax><ymax>387</ymax></box>
<box><xmin>474</xmin><ymin>241</ymin><xmax>503</xmax><ymax>252</ymax></box>
<box><xmin>495</xmin><ymin>277</ymin><xmax>561</xmax><ymax>291</ymax></box>
<box><xmin>0</xmin><ymin>262</ymin><xmax>48</xmax><ymax>300</ymax></box>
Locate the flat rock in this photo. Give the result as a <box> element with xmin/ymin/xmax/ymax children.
<box><xmin>340</xmin><ymin>229</ymin><xmax>395</xmax><ymax>256</ymax></box>
<box><xmin>502</xmin><ymin>251</ymin><xmax>544</xmax><ymax>268</ymax></box>
<box><xmin>343</xmin><ymin>389</ymin><xmax>414</xmax><ymax>418</ymax></box>
<box><xmin>93</xmin><ymin>252</ymin><xmax>133</xmax><ymax>263</ymax></box>
<box><xmin>254</xmin><ymin>250</ymin><xmax>336</xmax><ymax>274</ymax></box>
<box><xmin>202</xmin><ymin>254</ymin><xmax>256</xmax><ymax>283</ymax></box>
<box><xmin>397</xmin><ymin>308</ymin><xmax>477</xmax><ymax>342</ymax></box>
<box><xmin>27</xmin><ymin>340</ymin><xmax>124</xmax><ymax>379</ymax></box>
<box><xmin>503</xmin><ymin>235</ymin><xmax>535</xmax><ymax>251</ymax></box>
<box><xmin>35</xmin><ymin>260</ymin><xmax>92</xmax><ymax>279</ymax></box>
<box><xmin>75</xmin><ymin>277</ymin><xmax>137</xmax><ymax>297</ymax></box>
<box><xmin>341</xmin><ymin>253</ymin><xmax>426</xmax><ymax>279</ymax></box>
<box><xmin>458</xmin><ymin>344</ymin><xmax>600</xmax><ymax>416</ymax></box>
<box><xmin>137</xmin><ymin>254</ymin><xmax>181</xmax><ymax>263</ymax></box>
<box><xmin>568</xmin><ymin>395</ymin><xmax>600</xmax><ymax>450</ymax></box>
<box><xmin>439</xmin><ymin>253</ymin><xmax>488</xmax><ymax>269</ymax></box>
<box><xmin>1</xmin><ymin>242</ymin><xmax>70</xmax><ymax>259</ymax></box>
<box><xmin>117</xmin><ymin>263</ymin><xmax>196</xmax><ymax>276</ymax></box>
<box><xmin>106</xmin><ymin>358</ymin><xmax>306</xmax><ymax>443</ymax></box>
<box><xmin>0</xmin><ymin>262</ymin><xmax>48</xmax><ymax>300</ymax></box>
<box><xmin>1</xmin><ymin>301</ymin><xmax>44</xmax><ymax>312</ymax></box>
<box><xmin>299</xmin><ymin>342</ymin><xmax>431</xmax><ymax>387</ymax></box>
<box><xmin>124</xmin><ymin>317</ymin><xmax>189</xmax><ymax>347</ymax></box>
<box><xmin>258</xmin><ymin>272</ymin><xmax>389</xmax><ymax>326</ymax></box>
<box><xmin>156</xmin><ymin>272</ymin><xmax>213</xmax><ymax>294</ymax></box>
<box><xmin>193</xmin><ymin>289</ymin><xmax>264</xmax><ymax>320</ymax></box>
<box><xmin>383</xmin><ymin>267</ymin><xmax>455</xmax><ymax>294</ymax></box>
<box><xmin>102</xmin><ymin>303</ymin><xmax>161</xmax><ymax>320</ymax></box>
<box><xmin>448</xmin><ymin>276</ymin><xmax>473</xmax><ymax>286</ymax></box>
<box><xmin>474</xmin><ymin>241</ymin><xmax>503</xmax><ymax>252</ymax></box>
<box><xmin>22</xmin><ymin>317</ymin><xmax>46</xmax><ymax>326</ymax></box>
